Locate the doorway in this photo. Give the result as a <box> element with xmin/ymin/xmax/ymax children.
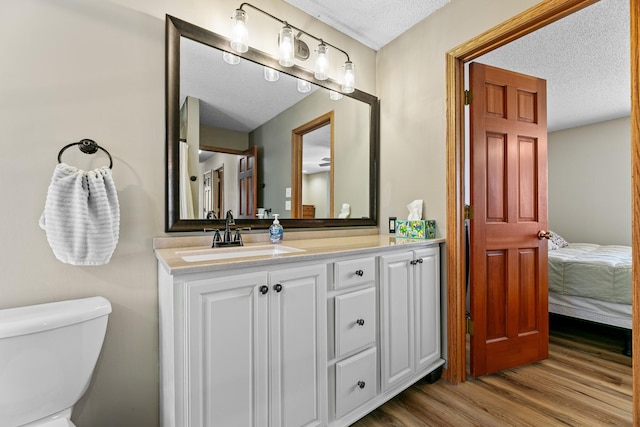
<box><xmin>291</xmin><ymin>112</ymin><xmax>335</xmax><ymax>218</ymax></box>
<box><xmin>445</xmin><ymin>0</ymin><xmax>639</xmax><ymax>399</ymax></box>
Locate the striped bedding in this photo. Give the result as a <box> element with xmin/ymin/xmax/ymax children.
<box><xmin>548</xmin><ymin>243</ymin><xmax>631</xmax><ymax>305</ymax></box>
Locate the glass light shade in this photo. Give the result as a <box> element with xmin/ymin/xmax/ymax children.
<box><xmin>278</xmin><ymin>26</ymin><xmax>295</xmax><ymax>67</ymax></box>
<box><xmin>297</xmin><ymin>78</ymin><xmax>311</xmax><ymax>93</ymax></box>
<box><xmin>222</xmin><ymin>51</ymin><xmax>240</xmax><ymax>65</ymax></box>
<box><xmin>342</xmin><ymin>61</ymin><xmax>355</xmax><ymax>93</ymax></box>
<box><xmin>329</xmin><ymin>90</ymin><xmax>343</xmax><ymax>100</ymax></box>
<box><xmin>230</xmin><ymin>9</ymin><xmax>248</xmax><ymax>53</ymax></box>
<box><xmin>263</xmin><ymin>66</ymin><xmax>280</xmax><ymax>82</ymax></box>
<box><xmin>314</xmin><ymin>43</ymin><xmax>329</xmax><ymax>80</ymax></box>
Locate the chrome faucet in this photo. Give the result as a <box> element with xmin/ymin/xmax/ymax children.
<box><xmin>210</xmin><ymin>210</ymin><xmax>243</xmax><ymax>248</ymax></box>
<box><xmin>224</xmin><ymin>210</ymin><xmax>235</xmax><ymax>242</ymax></box>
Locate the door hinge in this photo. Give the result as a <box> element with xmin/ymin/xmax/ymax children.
<box><xmin>466</xmin><ymin>316</ymin><xmax>474</xmax><ymax>336</ymax></box>
<box><xmin>464</xmin><ymin>90</ymin><xmax>472</xmax><ymax>105</ymax></box>
<box><xmin>464</xmin><ymin>205</ymin><xmax>474</xmax><ymax>220</ymax></box>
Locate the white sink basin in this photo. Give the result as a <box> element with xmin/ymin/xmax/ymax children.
<box><xmin>177</xmin><ymin>245</ymin><xmax>305</xmax><ymax>263</ymax></box>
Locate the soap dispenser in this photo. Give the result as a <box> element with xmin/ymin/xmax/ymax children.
<box><xmin>269</xmin><ymin>214</ymin><xmax>284</xmax><ymax>243</ymax></box>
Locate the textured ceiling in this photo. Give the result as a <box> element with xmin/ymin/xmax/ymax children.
<box><xmin>284</xmin><ymin>0</ymin><xmax>629</xmax><ymax>132</ymax></box>
<box><xmin>476</xmin><ymin>0</ymin><xmax>629</xmax><ymax>132</ymax></box>
<box><xmin>283</xmin><ymin>0</ymin><xmax>450</xmax><ymax>50</ymax></box>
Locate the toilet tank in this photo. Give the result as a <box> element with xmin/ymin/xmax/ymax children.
<box><xmin>0</xmin><ymin>296</ymin><xmax>112</xmax><ymax>427</ymax></box>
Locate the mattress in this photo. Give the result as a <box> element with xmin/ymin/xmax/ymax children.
<box><xmin>548</xmin><ymin>291</ymin><xmax>631</xmax><ymax>329</ymax></box>
<box><xmin>547</xmin><ymin>243</ymin><xmax>631</xmax><ymax>305</ymax></box>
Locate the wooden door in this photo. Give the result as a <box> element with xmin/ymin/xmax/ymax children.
<box><xmin>469</xmin><ymin>62</ymin><xmax>549</xmax><ymax>377</ymax></box>
<box><xmin>238</xmin><ymin>146</ymin><xmax>257</xmax><ymax>218</ymax></box>
<box><xmin>269</xmin><ymin>265</ymin><xmax>327</xmax><ymax>427</ymax></box>
<box><xmin>202</xmin><ymin>169</ymin><xmax>213</xmax><ymax>219</ymax></box>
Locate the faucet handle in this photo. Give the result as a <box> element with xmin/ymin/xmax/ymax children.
<box><xmin>234</xmin><ymin>229</ymin><xmax>243</xmax><ymax>245</ymax></box>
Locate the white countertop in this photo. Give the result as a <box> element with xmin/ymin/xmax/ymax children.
<box><xmin>155</xmin><ymin>235</ymin><xmax>445</xmax><ymax>275</ymax></box>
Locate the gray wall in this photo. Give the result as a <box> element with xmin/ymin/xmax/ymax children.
<box><xmin>548</xmin><ymin>117</ymin><xmax>631</xmax><ymax>245</ymax></box>
<box><xmin>251</xmin><ymin>89</ymin><xmax>370</xmax><ymax>219</ymax></box>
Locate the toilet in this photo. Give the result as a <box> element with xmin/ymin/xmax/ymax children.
<box><xmin>0</xmin><ymin>296</ymin><xmax>112</xmax><ymax>427</ymax></box>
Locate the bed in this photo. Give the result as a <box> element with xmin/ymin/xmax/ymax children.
<box><xmin>547</xmin><ymin>233</ymin><xmax>632</xmax><ymax>355</ymax></box>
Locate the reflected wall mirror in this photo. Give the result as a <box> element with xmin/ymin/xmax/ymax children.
<box><xmin>166</xmin><ymin>15</ymin><xmax>379</xmax><ymax>232</ymax></box>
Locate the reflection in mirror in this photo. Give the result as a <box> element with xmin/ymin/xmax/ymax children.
<box><xmin>166</xmin><ymin>15</ymin><xmax>379</xmax><ymax>231</ymax></box>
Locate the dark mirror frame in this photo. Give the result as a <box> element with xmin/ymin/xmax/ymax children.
<box><xmin>165</xmin><ymin>15</ymin><xmax>379</xmax><ymax>232</ymax></box>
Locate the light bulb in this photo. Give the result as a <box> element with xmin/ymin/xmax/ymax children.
<box><xmin>278</xmin><ymin>25</ymin><xmax>295</xmax><ymax>67</ymax></box>
<box><xmin>329</xmin><ymin>90</ymin><xmax>343</xmax><ymax>100</ymax></box>
<box><xmin>297</xmin><ymin>78</ymin><xmax>311</xmax><ymax>93</ymax></box>
<box><xmin>230</xmin><ymin>9</ymin><xmax>248</xmax><ymax>53</ymax></box>
<box><xmin>264</xmin><ymin>66</ymin><xmax>280</xmax><ymax>82</ymax></box>
<box><xmin>222</xmin><ymin>51</ymin><xmax>240</xmax><ymax>65</ymax></box>
<box><xmin>342</xmin><ymin>61</ymin><xmax>355</xmax><ymax>94</ymax></box>
<box><xmin>314</xmin><ymin>43</ymin><xmax>329</xmax><ymax>80</ymax></box>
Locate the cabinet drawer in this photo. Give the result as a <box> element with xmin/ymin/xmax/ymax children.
<box><xmin>334</xmin><ymin>257</ymin><xmax>375</xmax><ymax>290</ymax></box>
<box><xmin>335</xmin><ymin>347</ymin><xmax>377</xmax><ymax>419</ymax></box>
<box><xmin>335</xmin><ymin>287</ymin><xmax>376</xmax><ymax>357</ymax></box>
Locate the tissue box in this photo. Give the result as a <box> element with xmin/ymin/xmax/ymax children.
<box><xmin>395</xmin><ymin>220</ymin><xmax>436</xmax><ymax>239</ymax></box>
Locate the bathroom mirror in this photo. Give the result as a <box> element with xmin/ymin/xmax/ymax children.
<box><xmin>166</xmin><ymin>15</ymin><xmax>379</xmax><ymax>231</ymax></box>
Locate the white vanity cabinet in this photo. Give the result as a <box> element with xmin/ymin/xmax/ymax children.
<box><xmin>379</xmin><ymin>247</ymin><xmax>441</xmax><ymax>391</ymax></box>
<box><xmin>157</xmin><ymin>236</ymin><xmax>444</xmax><ymax>427</ymax></box>
<box><xmin>159</xmin><ymin>263</ymin><xmax>327</xmax><ymax>427</ymax></box>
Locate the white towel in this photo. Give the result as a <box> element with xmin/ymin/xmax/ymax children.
<box><xmin>39</xmin><ymin>163</ymin><xmax>120</xmax><ymax>265</ymax></box>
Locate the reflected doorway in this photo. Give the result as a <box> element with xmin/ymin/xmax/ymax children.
<box><xmin>292</xmin><ymin>112</ymin><xmax>335</xmax><ymax>218</ymax></box>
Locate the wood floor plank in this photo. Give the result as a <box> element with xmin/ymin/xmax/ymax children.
<box><xmin>352</xmin><ymin>318</ymin><xmax>632</xmax><ymax>426</ymax></box>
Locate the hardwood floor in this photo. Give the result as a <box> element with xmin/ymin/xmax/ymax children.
<box><xmin>352</xmin><ymin>316</ymin><xmax>632</xmax><ymax>426</ymax></box>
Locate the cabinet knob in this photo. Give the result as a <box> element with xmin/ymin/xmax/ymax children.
<box><xmin>410</xmin><ymin>260</ymin><xmax>416</xmax><ymax>265</ymax></box>
<box><xmin>417</xmin><ymin>258</ymin><xmax>424</xmax><ymax>264</ymax></box>
<box><xmin>355</xmin><ymin>319</ymin><xmax>365</xmax><ymax>326</ymax></box>
<box><xmin>357</xmin><ymin>381</ymin><xmax>366</xmax><ymax>389</ymax></box>
<box><xmin>259</xmin><ymin>285</ymin><xmax>269</xmax><ymax>295</ymax></box>
<box><xmin>355</xmin><ymin>269</ymin><xmax>364</xmax><ymax>277</ymax></box>
<box><xmin>274</xmin><ymin>283</ymin><xmax>283</xmax><ymax>293</ymax></box>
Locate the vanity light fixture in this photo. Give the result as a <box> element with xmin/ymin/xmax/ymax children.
<box><xmin>314</xmin><ymin>42</ymin><xmax>329</xmax><ymax>80</ymax></box>
<box><xmin>230</xmin><ymin>8</ymin><xmax>249</xmax><ymax>53</ymax></box>
<box><xmin>230</xmin><ymin>3</ymin><xmax>355</xmax><ymax>93</ymax></box>
<box><xmin>278</xmin><ymin>24</ymin><xmax>295</xmax><ymax>67</ymax></box>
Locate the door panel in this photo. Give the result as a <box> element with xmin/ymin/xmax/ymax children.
<box><xmin>269</xmin><ymin>265</ymin><xmax>327</xmax><ymax>427</ymax></box>
<box><xmin>470</xmin><ymin>62</ymin><xmax>548</xmax><ymax>377</ymax></box>
<box><xmin>238</xmin><ymin>146</ymin><xmax>257</xmax><ymax>218</ymax></box>
<box><xmin>379</xmin><ymin>252</ymin><xmax>414</xmax><ymax>390</ymax></box>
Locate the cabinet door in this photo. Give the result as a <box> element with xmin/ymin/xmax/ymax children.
<box><xmin>379</xmin><ymin>252</ymin><xmax>414</xmax><ymax>391</ymax></box>
<box><xmin>269</xmin><ymin>265</ymin><xmax>327</xmax><ymax>427</ymax></box>
<box><xmin>187</xmin><ymin>272</ymin><xmax>269</xmax><ymax>427</ymax></box>
<box><xmin>414</xmin><ymin>247</ymin><xmax>441</xmax><ymax>372</ymax></box>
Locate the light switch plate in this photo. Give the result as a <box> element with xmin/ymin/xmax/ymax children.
<box><xmin>285</xmin><ymin>187</ymin><xmax>291</xmax><ymax>198</ymax></box>
<box><xmin>285</xmin><ymin>200</ymin><xmax>291</xmax><ymax>211</ymax></box>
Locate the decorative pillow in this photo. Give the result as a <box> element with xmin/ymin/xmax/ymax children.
<box><xmin>549</xmin><ymin>230</ymin><xmax>569</xmax><ymax>250</ymax></box>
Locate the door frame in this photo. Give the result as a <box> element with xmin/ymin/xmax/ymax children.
<box><xmin>445</xmin><ymin>2</ymin><xmax>637</xmax><ymax>417</ymax></box>
<box><xmin>291</xmin><ymin>111</ymin><xmax>335</xmax><ymax>218</ymax></box>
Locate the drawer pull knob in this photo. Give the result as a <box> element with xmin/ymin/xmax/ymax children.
<box><xmin>355</xmin><ymin>269</ymin><xmax>364</xmax><ymax>277</ymax></box>
<box><xmin>357</xmin><ymin>381</ymin><xmax>366</xmax><ymax>389</ymax></box>
<box><xmin>274</xmin><ymin>283</ymin><xmax>283</xmax><ymax>292</ymax></box>
<box><xmin>355</xmin><ymin>319</ymin><xmax>365</xmax><ymax>326</ymax></box>
<box><xmin>259</xmin><ymin>285</ymin><xmax>269</xmax><ymax>295</ymax></box>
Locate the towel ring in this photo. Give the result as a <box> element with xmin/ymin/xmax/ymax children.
<box><xmin>57</xmin><ymin>139</ymin><xmax>113</xmax><ymax>169</ymax></box>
